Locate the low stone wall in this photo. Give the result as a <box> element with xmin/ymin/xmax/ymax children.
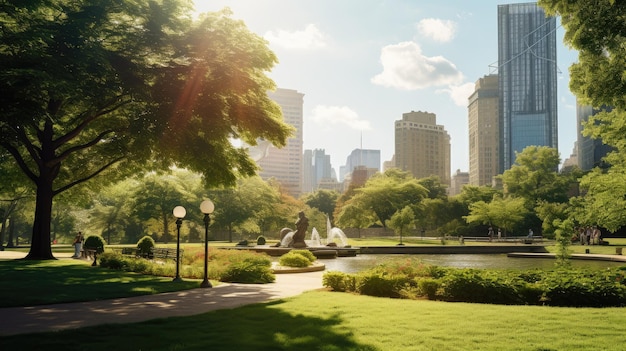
<box><xmin>359</xmin><ymin>245</ymin><xmax>549</xmax><ymax>254</ymax></box>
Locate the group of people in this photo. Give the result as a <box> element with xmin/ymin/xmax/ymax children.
<box><xmin>487</xmin><ymin>226</ymin><xmax>502</xmax><ymax>241</ymax></box>
<box><xmin>577</xmin><ymin>226</ymin><xmax>602</xmax><ymax>245</ymax></box>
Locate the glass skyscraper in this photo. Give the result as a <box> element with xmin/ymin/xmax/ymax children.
<box><xmin>498</xmin><ymin>2</ymin><xmax>558</xmax><ymax>171</ymax></box>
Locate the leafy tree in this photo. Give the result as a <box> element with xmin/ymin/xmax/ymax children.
<box><xmin>345</xmin><ymin>169</ymin><xmax>427</xmax><ymax>227</ymax></box>
<box><xmin>539</xmin><ymin>0</ymin><xmax>626</xmax><ymax>110</ymax></box>
<box><xmin>301</xmin><ymin>189</ymin><xmax>339</xmax><ymax>222</ymax></box>
<box><xmin>336</xmin><ymin>201</ymin><xmax>375</xmax><ymax>237</ymax></box>
<box><xmin>388</xmin><ymin>206</ymin><xmax>415</xmax><ymax>245</ymax></box>
<box><xmin>501</xmin><ymin>146</ymin><xmax>569</xmax><ymax>204</ymax></box>
<box><xmin>540</xmin><ymin>1</ymin><xmax>626</xmax><ymax>232</ymax></box>
<box><xmin>0</xmin><ymin>3</ymin><xmax>291</xmax><ymax>259</ymax></box>
<box><xmin>417</xmin><ymin>176</ymin><xmax>448</xmax><ymax>200</ymax></box>
<box><xmin>464</xmin><ymin>197</ymin><xmax>528</xmax><ymax>236</ymax></box>
<box><xmin>131</xmin><ymin>172</ymin><xmax>200</xmax><ymax>243</ymax></box>
<box><xmin>455</xmin><ymin>185</ymin><xmax>500</xmax><ymax>207</ymax></box>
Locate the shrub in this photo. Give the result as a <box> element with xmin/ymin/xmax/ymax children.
<box><xmin>292</xmin><ymin>249</ymin><xmax>316</xmax><ymax>263</ymax></box>
<box><xmin>99</xmin><ymin>252</ymin><xmax>126</xmax><ymax>270</ymax></box>
<box><xmin>323</xmin><ymin>271</ymin><xmax>349</xmax><ymax>291</ymax></box>
<box><xmin>136</xmin><ymin>236</ymin><xmax>155</xmax><ymax>257</ymax></box>
<box><xmin>356</xmin><ymin>271</ymin><xmax>410</xmax><ymax>298</ymax></box>
<box><xmin>279</xmin><ymin>251</ymin><xmax>311</xmax><ymax>267</ymax></box>
<box><xmin>221</xmin><ymin>260</ymin><xmax>275</xmax><ymax>283</ymax></box>
<box><xmin>256</xmin><ymin>235</ymin><xmax>266</xmax><ymax>245</ymax></box>
<box><xmin>417</xmin><ymin>278</ymin><xmax>441</xmax><ymax>300</ymax></box>
<box><xmin>538</xmin><ymin>270</ymin><xmax>626</xmax><ymax>307</ymax></box>
<box><xmin>438</xmin><ymin>269</ymin><xmax>521</xmax><ymax>304</ymax></box>
<box><xmin>83</xmin><ymin>235</ymin><xmax>106</xmax><ymax>253</ymax></box>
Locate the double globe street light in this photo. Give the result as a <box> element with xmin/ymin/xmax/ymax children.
<box><xmin>172</xmin><ymin>200</ymin><xmax>215</xmax><ymax>287</ymax></box>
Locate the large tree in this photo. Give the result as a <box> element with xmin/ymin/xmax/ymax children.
<box><xmin>340</xmin><ymin>169</ymin><xmax>427</xmax><ymax>227</ymax></box>
<box><xmin>540</xmin><ymin>0</ymin><xmax>626</xmax><ymax>232</ymax></box>
<box><xmin>0</xmin><ymin>3</ymin><xmax>291</xmax><ymax>259</ymax></box>
<box><xmin>501</xmin><ymin>146</ymin><xmax>570</xmax><ymax>204</ymax></box>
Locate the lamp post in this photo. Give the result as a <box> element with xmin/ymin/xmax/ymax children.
<box><xmin>200</xmin><ymin>199</ymin><xmax>215</xmax><ymax>288</ymax></box>
<box><xmin>172</xmin><ymin>205</ymin><xmax>186</xmax><ymax>282</ymax></box>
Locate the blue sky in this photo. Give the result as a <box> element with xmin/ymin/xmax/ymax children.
<box><xmin>194</xmin><ymin>0</ymin><xmax>578</xmax><ymax>174</ymax></box>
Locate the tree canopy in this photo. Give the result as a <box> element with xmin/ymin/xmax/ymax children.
<box><xmin>0</xmin><ymin>2</ymin><xmax>292</xmax><ymax>259</ymax></box>
<box><xmin>540</xmin><ymin>0</ymin><xmax>626</xmax><ymax>232</ymax></box>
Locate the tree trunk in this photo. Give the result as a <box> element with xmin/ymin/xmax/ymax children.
<box><xmin>25</xmin><ymin>180</ymin><xmax>55</xmax><ymax>260</ymax></box>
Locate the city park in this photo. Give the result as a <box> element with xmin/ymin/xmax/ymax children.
<box><xmin>2</xmin><ymin>1</ymin><xmax>626</xmax><ymax>350</ymax></box>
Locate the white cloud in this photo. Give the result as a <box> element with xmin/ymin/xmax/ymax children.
<box><xmin>264</xmin><ymin>24</ymin><xmax>327</xmax><ymax>50</ymax></box>
<box><xmin>417</xmin><ymin>18</ymin><xmax>457</xmax><ymax>42</ymax></box>
<box><xmin>311</xmin><ymin>105</ymin><xmax>371</xmax><ymax>131</ymax></box>
<box><xmin>436</xmin><ymin>82</ymin><xmax>476</xmax><ymax>107</ymax></box>
<box><xmin>371</xmin><ymin>41</ymin><xmax>463</xmax><ymax>90</ymax></box>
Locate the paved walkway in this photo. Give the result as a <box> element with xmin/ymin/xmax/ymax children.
<box><xmin>0</xmin><ymin>251</ymin><xmax>325</xmax><ymax>336</ymax></box>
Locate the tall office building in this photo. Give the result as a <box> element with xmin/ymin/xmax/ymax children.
<box><xmin>576</xmin><ymin>102</ymin><xmax>613</xmax><ymax>170</ymax></box>
<box><xmin>468</xmin><ymin>74</ymin><xmax>500</xmax><ymax>186</ymax></box>
<box><xmin>312</xmin><ymin>148</ymin><xmax>333</xmax><ymax>188</ymax></box>
<box><xmin>302</xmin><ymin>150</ymin><xmax>314</xmax><ymax>193</ymax></box>
<box><xmin>341</xmin><ymin>148</ymin><xmax>381</xmax><ymax>181</ymax></box>
<box><xmin>394</xmin><ymin>111</ymin><xmax>451</xmax><ymax>185</ymax></box>
<box><xmin>449</xmin><ymin>169</ymin><xmax>470</xmax><ymax>196</ymax></box>
<box><xmin>498</xmin><ymin>2</ymin><xmax>558</xmax><ymax>171</ymax></box>
<box><xmin>255</xmin><ymin>88</ymin><xmax>304</xmax><ymax>197</ymax></box>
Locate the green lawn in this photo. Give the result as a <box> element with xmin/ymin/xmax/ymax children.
<box><xmin>2</xmin><ymin>247</ymin><xmax>626</xmax><ymax>350</ymax></box>
<box><xmin>0</xmin><ymin>259</ymin><xmax>199</xmax><ymax>307</ymax></box>
<box><xmin>1</xmin><ymin>291</ymin><xmax>625</xmax><ymax>350</ymax></box>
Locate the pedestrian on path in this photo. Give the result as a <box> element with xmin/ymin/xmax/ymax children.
<box><xmin>71</xmin><ymin>232</ymin><xmax>84</xmax><ymax>258</ymax></box>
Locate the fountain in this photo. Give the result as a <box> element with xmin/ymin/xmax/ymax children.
<box><xmin>325</xmin><ymin>215</ymin><xmax>349</xmax><ymax>248</ymax></box>
<box><xmin>280</xmin><ymin>231</ymin><xmax>295</xmax><ymax>247</ymax></box>
<box><xmin>307</xmin><ymin>228</ymin><xmax>322</xmax><ymax>247</ymax></box>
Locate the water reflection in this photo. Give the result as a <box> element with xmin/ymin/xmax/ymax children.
<box><xmin>319</xmin><ymin>254</ymin><xmax>625</xmax><ymax>273</ymax></box>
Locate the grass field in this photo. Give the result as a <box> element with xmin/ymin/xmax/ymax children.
<box><xmin>1</xmin><ymin>290</ymin><xmax>625</xmax><ymax>350</ymax></box>
<box><xmin>2</xmin><ymin>243</ymin><xmax>626</xmax><ymax>350</ymax></box>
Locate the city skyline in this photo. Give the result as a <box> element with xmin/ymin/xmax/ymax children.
<box><xmin>195</xmin><ymin>1</ymin><xmax>578</xmax><ymax>174</ymax></box>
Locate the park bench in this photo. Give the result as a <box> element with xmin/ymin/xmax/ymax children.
<box><xmin>150</xmin><ymin>247</ymin><xmax>182</xmax><ymax>262</ymax></box>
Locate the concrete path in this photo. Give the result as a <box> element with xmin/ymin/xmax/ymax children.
<box><xmin>0</xmin><ymin>251</ymin><xmax>325</xmax><ymax>336</ymax></box>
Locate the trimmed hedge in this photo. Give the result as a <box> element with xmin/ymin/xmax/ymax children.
<box><xmin>322</xmin><ymin>259</ymin><xmax>626</xmax><ymax>307</ymax></box>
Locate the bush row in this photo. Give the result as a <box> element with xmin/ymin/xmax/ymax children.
<box><xmin>99</xmin><ymin>248</ymin><xmax>275</xmax><ymax>284</ymax></box>
<box><xmin>322</xmin><ymin>258</ymin><xmax>626</xmax><ymax>307</ymax></box>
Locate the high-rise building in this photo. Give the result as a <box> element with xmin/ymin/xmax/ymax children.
<box><xmin>449</xmin><ymin>169</ymin><xmax>470</xmax><ymax>196</ymax></box>
<box><xmin>498</xmin><ymin>2</ymin><xmax>558</xmax><ymax>171</ymax></box>
<box><xmin>394</xmin><ymin>111</ymin><xmax>451</xmax><ymax>185</ymax></box>
<box><xmin>576</xmin><ymin>102</ymin><xmax>613</xmax><ymax>171</ymax></box>
<box><xmin>302</xmin><ymin>150</ymin><xmax>314</xmax><ymax>193</ymax></box>
<box><xmin>312</xmin><ymin>148</ymin><xmax>333</xmax><ymax>188</ymax></box>
<box><xmin>255</xmin><ymin>88</ymin><xmax>304</xmax><ymax>197</ymax></box>
<box><xmin>341</xmin><ymin>148</ymin><xmax>381</xmax><ymax>181</ymax></box>
<box><xmin>468</xmin><ymin>74</ymin><xmax>500</xmax><ymax>186</ymax></box>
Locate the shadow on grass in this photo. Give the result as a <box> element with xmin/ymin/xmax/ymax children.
<box><xmin>1</xmin><ymin>297</ymin><xmax>378</xmax><ymax>351</ymax></box>
<box><xmin>0</xmin><ymin>259</ymin><xmax>199</xmax><ymax>307</ymax></box>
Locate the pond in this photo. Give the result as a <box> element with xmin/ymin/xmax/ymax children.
<box><xmin>318</xmin><ymin>254</ymin><xmax>626</xmax><ymax>273</ymax></box>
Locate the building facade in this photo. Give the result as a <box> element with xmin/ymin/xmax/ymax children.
<box><xmin>449</xmin><ymin>169</ymin><xmax>470</xmax><ymax>196</ymax></box>
<box><xmin>498</xmin><ymin>2</ymin><xmax>558</xmax><ymax>171</ymax></box>
<box><xmin>576</xmin><ymin>102</ymin><xmax>613</xmax><ymax>171</ymax></box>
<box><xmin>468</xmin><ymin>74</ymin><xmax>500</xmax><ymax>186</ymax></box>
<box><xmin>394</xmin><ymin>111</ymin><xmax>451</xmax><ymax>185</ymax></box>
<box><xmin>340</xmin><ymin>148</ymin><xmax>381</xmax><ymax>182</ymax></box>
<box><xmin>255</xmin><ymin>88</ymin><xmax>304</xmax><ymax>197</ymax></box>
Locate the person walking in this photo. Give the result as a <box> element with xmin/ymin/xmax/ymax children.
<box><xmin>71</xmin><ymin>232</ymin><xmax>84</xmax><ymax>258</ymax></box>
